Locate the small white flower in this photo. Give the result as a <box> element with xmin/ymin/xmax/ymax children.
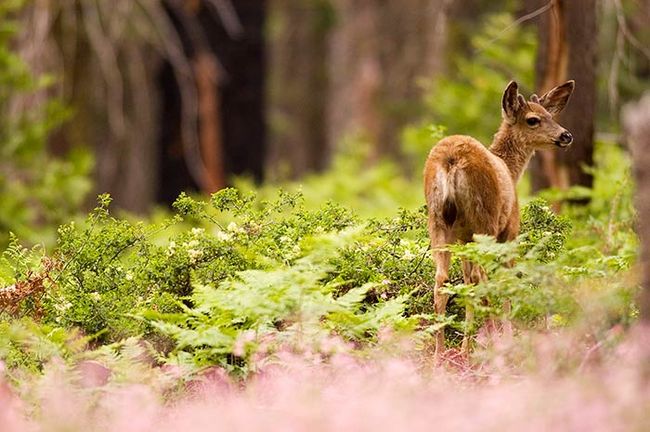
<box><xmin>227</xmin><ymin>222</ymin><xmax>239</xmax><ymax>232</ymax></box>
<box><xmin>402</xmin><ymin>249</ymin><xmax>415</xmax><ymax>260</ymax></box>
<box><xmin>191</xmin><ymin>227</ymin><xmax>205</xmax><ymax>236</ymax></box>
<box><xmin>125</xmin><ymin>272</ymin><xmax>134</xmax><ymax>281</ymax></box>
<box><xmin>186</xmin><ymin>239</ymin><xmax>200</xmax><ymax>248</ymax></box>
<box><xmin>55</xmin><ymin>301</ymin><xmax>73</xmax><ymax>312</ymax></box>
<box><xmin>167</xmin><ymin>241</ymin><xmax>177</xmax><ymax>256</ymax></box>
<box><xmin>90</xmin><ymin>292</ymin><xmax>101</xmax><ymax>301</ymax></box>
<box><xmin>188</xmin><ymin>248</ymin><xmax>204</xmax><ymax>264</ymax></box>
<box><xmin>216</xmin><ymin>230</ymin><xmax>232</xmax><ymax>242</ymax></box>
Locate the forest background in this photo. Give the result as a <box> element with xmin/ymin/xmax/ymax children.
<box><xmin>1</xmin><ymin>0</ymin><xmax>650</xmax><ymax>430</ymax></box>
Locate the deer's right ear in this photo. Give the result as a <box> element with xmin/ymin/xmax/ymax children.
<box><xmin>539</xmin><ymin>80</ymin><xmax>575</xmax><ymax>117</ymax></box>
<box><xmin>501</xmin><ymin>81</ymin><xmax>520</xmax><ymax>124</ymax></box>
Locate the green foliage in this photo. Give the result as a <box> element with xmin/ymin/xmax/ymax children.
<box><xmin>520</xmin><ymin>198</ymin><xmax>571</xmax><ymax>263</ymax></box>
<box><xmin>0</xmin><ymin>318</ymin><xmax>84</xmax><ymax>376</ymax></box>
<box><xmin>147</xmin><ymin>230</ymin><xmax>420</xmax><ymax>375</ymax></box>
<box><xmin>1</xmin><ymin>162</ymin><xmax>639</xmax><ymax>372</ymax></box>
<box><xmin>0</xmin><ymin>190</ymin><xmax>358</xmax><ymax>343</ymax></box>
<box><xmin>6</xmin><ymin>189</ymin><xmax>589</xmax><ymax>352</ymax></box>
<box><xmin>0</xmin><ymin>1</ymin><xmax>92</xmax><ymax>247</ymax></box>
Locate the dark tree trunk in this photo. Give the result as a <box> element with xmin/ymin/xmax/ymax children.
<box><xmin>158</xmin><ymin>0</ymin><xmax>267</xmax><ymax>204</ymax></box>
<box><xmin>205</xmin><ymin>0</ymin><xmax>267</xmax><ymax>184</ymax></box>
<box><xmin>527</xmin><ymin>0</ymin><xmax>597</xmax><ymax>199</ymax></box>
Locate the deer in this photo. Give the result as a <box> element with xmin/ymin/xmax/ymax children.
<box><xmin>423</xmin><ymin>80</ymin><xmax>575</xmax><ymax>356</ymax></box>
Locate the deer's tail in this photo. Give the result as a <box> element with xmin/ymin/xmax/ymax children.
<box><xmin>435</xmin><ymin>162</ymin><xmax>464</xmax><ymax>228</ymax></box>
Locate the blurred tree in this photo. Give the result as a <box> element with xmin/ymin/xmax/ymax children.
<box><xmin>328</xmin><ymin>0</ymin><xmax>451</xmax><ymax>163</ymax></box>
<box><xmin>267</xmin><ymin>0</ymin><xmax>334</xmax><ymax>179</ymax></box>
<box><xmin>525</xmin><ymin>0</ymin><xmax>597</xmax><ymax>198</ymax></box>
<box><xmin>0</xmin><ymin>1</ymin><xmax>92</xmax><ymax>246</ymax></box>
<box><xmin>15</xmin><ymin>0</ymin><xmax>267</xmax><ymax>212</ymax></box>
<box><xmin>627</xmin><ymin>0</ymin><xmax>650</xmax><ymax>88</ymax></box>
<box><xmin>604</xmin><ymin>0</ymin><xmax>650</xmax><ymax>118</ymax></box>
<box><xmin>623</xmin><ymin>94</ymin><xmax>650</xmax><ymax>323</ymax></box>
<box><xmin>158</xmin><ymin>0</ymin><xmax>267</xmax><ymax>204</ymax></box>
<box><xmin>44</xmin><ymin>1</ymin><xmax>164</xmax><ymax>213</ymax></box>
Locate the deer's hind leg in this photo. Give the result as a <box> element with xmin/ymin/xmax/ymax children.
<box><xmin>429</xmin><ymin>225</ymin><xmax>455</xmax><ymax>357</ymax></box>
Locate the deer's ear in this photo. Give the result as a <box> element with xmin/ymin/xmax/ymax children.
<box><xmin>502</xmin><ymin>81</ymin><xmax>521</xmax><ymax>124</ymax></box>
<box><xmin>539</xmin><ymin>80</ymin><xmax>575</xmax><ymax>116</ymax></box>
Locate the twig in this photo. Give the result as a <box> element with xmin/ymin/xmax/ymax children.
<box><xmin>406</xmin><ymin>242</ymin><xmax>431</xmax><ymax>279</ymax></box>
<box><xmin>613</xmin><ymin>0</ymin><xmax>650</xmax><ymax>62</ymax></box>
<box><xmin>205</xmin><ymin>0</ymin><xmax>243</xmax><ymax>39</ymax></box>
<box><xmin>479</xmin><ymin>0</ymin><xmax>555</xmax><ymax>50</ymax></box>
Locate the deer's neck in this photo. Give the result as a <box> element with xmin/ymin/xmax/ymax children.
<box><xmin>489</xmin><ymin>123</ymin><xmax>535</xmax><ymax>182</ymax></box>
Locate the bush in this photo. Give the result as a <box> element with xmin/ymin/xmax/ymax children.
<box><xmin>3</xmin><ymin>178</ymin><xmax>629</xmax><ymax>375</ymax></box>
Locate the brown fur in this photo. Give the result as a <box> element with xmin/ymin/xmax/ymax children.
<box><xmin>424</xmin><ymin>80</ymin><xmax>575</xmax><ymax>355</ymax></box>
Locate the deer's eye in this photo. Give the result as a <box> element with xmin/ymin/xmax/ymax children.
<box><xmin>526</xmin><ymin>117</ymin><xmax>541</xmax><ymax>126</ymax></box>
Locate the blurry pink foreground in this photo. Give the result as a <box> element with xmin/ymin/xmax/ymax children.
<box><xmin>1</xmin><ymin>334</ymin><xmax>649</xmax><ymax>432</ymax></box>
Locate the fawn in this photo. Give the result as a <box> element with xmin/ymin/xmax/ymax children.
<box><xmin>424</xmin><ymin>80</ymin><xmax>575</xmax><ymax>355</ymax></box>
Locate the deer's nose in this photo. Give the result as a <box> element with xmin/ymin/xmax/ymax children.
<box><xmin>559</xmin><ymin>131</ymin><xmax>573</xmax><ymax>144</ymax></box>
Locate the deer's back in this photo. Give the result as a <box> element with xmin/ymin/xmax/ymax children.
<box><xmin>424</xmin><ymin>135</ymin><xmax>516</xmax><ymax>241</ymax></box>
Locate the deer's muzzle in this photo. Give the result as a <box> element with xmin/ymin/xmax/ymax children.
<box><xmin>555</xmin><ymin>131</ymin><xmax>573</xmax><ymax>147</ymax></box>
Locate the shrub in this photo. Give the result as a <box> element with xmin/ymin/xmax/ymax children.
<box><xmin>0</xmin><ymin>181</ymin><xmax>637</xmax><ymax>373</ymax></box>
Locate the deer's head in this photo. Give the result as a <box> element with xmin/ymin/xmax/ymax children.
<box><xmin>501</xmin><ymin>80</ymin><xmax>575</xmax><ymax>149</ymax></box>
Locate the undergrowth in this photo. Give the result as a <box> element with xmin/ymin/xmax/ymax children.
<box><xmin>0</xmin><ymin>168</ymin><xmax>638</xmax><ymax>377</ymax></box>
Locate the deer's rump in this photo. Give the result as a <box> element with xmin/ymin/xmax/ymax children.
<box><xmin>423</xmin><ymin>135</ymin><xmax>514</xmax><ymax>240</ymax></box>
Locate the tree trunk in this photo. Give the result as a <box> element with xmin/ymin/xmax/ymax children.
<box><xmin>267</xmin><ymin>0</ymin><xmax>333</xmax><ymax>179</ymax></box>
<box><xmin>623</xmin><ymin>93</ymin><xmax>650</xmax><ymax>324</ymax></box>
<box><xmin>205</xmin><ymin>0</ymin><xmax>267</xmax><ymax>184</ymax></box>
<box><xmin>158</xmin><ymin>0</ymin><xmax>267</xmax><ymax>203</ymax></box>
<box><xmin>527</xmin><ymin>0</ymin><xmax>597</xmax><ymax>199</ymax></box>
<box><xmin>328</xmin><ymin>0</ymin><xmax>450</xmax><ymax>162</ymax></box>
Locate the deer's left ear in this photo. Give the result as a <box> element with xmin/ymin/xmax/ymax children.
<box><xmin>502</xmin><ymin>81</ymin><xmax>522</xmax><ymax>124</ymax></box>
<box><xmin>539</xmin><ymin>80</ymin><xmax>575</xmax><ymax>116</ymax></box>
